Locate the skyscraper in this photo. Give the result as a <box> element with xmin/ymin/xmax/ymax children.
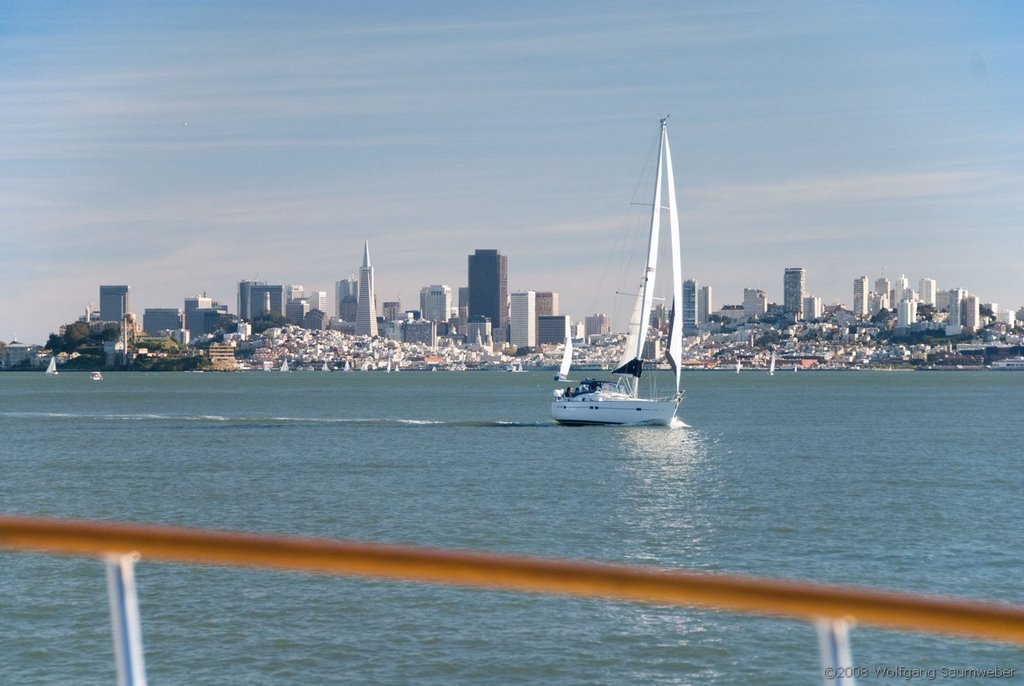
<box><xmin>584</xmin><ymin>313</ymin><xmax>610</xmax><ymax>339</ymax></box>
<box><xmin>743</xmin><ymin>288</ymin><xmax>767</xmax><ymax>320</ymax></box>
<box><xmin>99</xmin><ymin>285</ymin><xmax>130</xmax><ymax>322</ymax></box>
<box><xmin>356</xmin><ymin>241</ymin><xmax>378</xmax><ymax>337</ymax></box>
<box><xmin>534</xmin><ymin>292</ymin><xmax>558</xmax><ymax>317</ymax></box>
<box><xmin>682</xmin><ymin>280</ymin><xmax>699</xmax><ymax>336</ymax></box>
<box><xmin>698</xmin><ymin>286</ymin><xmax>712</xmax><ymax>327</ymax></box>
<box><xmin>468</xmin><ymin>249</ymin><xmax>508</xmax><ymax>334</ymax></box>
<box><xmin>509</xmin><ymin>290</ymin><xmax>536</xmax><ymax>348</ymax></box>
<box><xmin>336</xmin><ymin>278</ymin><xmax>358</xmax><ymax>321</ymax></box>
<box><xmin>919</xmin><ymin>278</ymin><xmax>937</xmax><ymax>306</ymax></box>
<box><xmin>420</xmin><ymin>285</ymin><xmax>452</xmax><ymax>323</ymax></box>
<box><xmin>783</xmin><ymin>268</ymin><xmax>806</xmax><ymax>321</ymax></box>
<box><xmin>853</xmin><ymin>276</ymin><xmax>869</xmax><ymax>318</ymax></box>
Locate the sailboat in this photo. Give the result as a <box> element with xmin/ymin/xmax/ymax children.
<box><xmin>769</xmin><ymin>353</ymin><xmax>776</xmax><ymax>376</ymax></box>
<box><xmin>553</xmin><ymin>336</ymin><xmax>572</xmax><ymax>381</ymax></box>
<box><xmin>45</xmin><ymin>356</ymin><xmax>58</xmax><ymax>376</ymax></box>
<box><xmin>321</xmin><ymin>361</ymin><xmax>330</xmax><ymax>372</ymax></box>
<box><xmin>551</xmin><ymin>118</ymin><xmax>683</xmax><ymax>426</ymax></box>
<box><xmin>279</xmin><ymin>359</ymin><xmax>290</xmax><ymax>372</ymax></box>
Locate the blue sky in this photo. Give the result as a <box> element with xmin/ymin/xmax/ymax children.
<box><xmin>3</xmin><ymin>1</ymin><xmax>1022</xmax><ymax>343</ymax></box>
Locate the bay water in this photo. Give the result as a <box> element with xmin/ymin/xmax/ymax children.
<box><xmin>1</xmin><ymin>370</ymin><xmax>1021</xmax><ymax>684</ymax></box>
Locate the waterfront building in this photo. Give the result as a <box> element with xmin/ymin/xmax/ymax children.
<box><xmin>356</xmin><ymin>241</ymin><xmax>378</xmax><ymax>337</ymax></box>
<box><xmin>784</xmin><ymin>268</ymin><xmax>806</xmax><ymax>321</ymax></box>
<box><xmin>468</xmin><ymin>249</ymin><xmax>508</xmax><ymax>333</ymax></box>
<box><xmin>420</xmin><ymin>285</ymin><xmax>453</xmax><ymax>323</ymax></box>
<box><xmin>698</xmin><ymin>286</ymin><xmax>713</xmax><ymax>326</ymax></box>
<box><xmin>99</xmin><ymin>285</ymin><xmax>130</xmax><ymax>323</ymax></box>
<box><xmin>897</xmin><ymin>299</ymin><xmax>918</xmax><ymax>328</ymax></box>
<box><xmin>919</xmin><ymin>278</ymin><xmax>937</xmax><ymax>306</ymax></box>
<box><xmin>509</xmin><ymin>290</ymin><xmax>536</xmax><ymax>348</ymax></box>
<box><xmin>584</xmin><ymin>313</ymin><xmax>610</xmax><ymax>340</ymax></box>
<box><xmin>143</xmin><ymin>308</ymin><xmax>183</xmax><ymax>335</ymax></box>
<box><xmin>853</xmin><ymin>276</ymin><xmax>869</xmax><ymax>318</ymax></box>
<box><xmin>682</xmin><ymin>280</ymin><xmax>699</xmax><ymax>336</ymax></box>
<box><xmin>537</xmin><ymin>315</ymin><xmax>570</xmax><ymax>346</ymax></box>
<box><xmin>743</xmin><ymin>288</ymin><xmax>767</xmax><ymax>320</ymax></box>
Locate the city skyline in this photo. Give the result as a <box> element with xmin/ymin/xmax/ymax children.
<box><xmin>4</xmin><ymin>2</ymin><xmax>1022</xmax><ymax>344</ymax></box>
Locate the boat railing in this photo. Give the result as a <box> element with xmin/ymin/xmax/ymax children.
<box><xmin>2</xmin><ymin>515</ymin><xmax>1022</xmax><ymax>684</ymax></box>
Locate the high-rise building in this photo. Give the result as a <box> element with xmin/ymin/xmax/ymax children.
<box><xmin>919</xmin><ymin>278</ymin><xmax>937</xmax><ymax>306</ymax></box>
<box><xmin>803</xmin><ymin>296</ymin><xmax>822</xmax><ymax>320</ymax></box>
<box><xmin>420</xmin><ymin>285</ymin><xmax>452</xmax><ymax>323</ymax></box>
<box><xmin>874</xmin><ymin>277</ymin><xmax>891</xmax><ymax>309</ymax></box>
<box><xmin>682</xmin><ymin>280</ymin><xmax>699</xmax><ymax>336</ymax></box>
<box><xmin>286</xmin><ymin>284</ymin><xmax>304</xmax><ymax>302</ymax></box>
<box><xmin>356</xmin><ymin>241</ymin><xmax>378</xmax><ymax>337</ymax></box>
<box><xmin>382</xmin><ymin>301</ymin><xmax>402</xmax><ymax>322</ymax></box>
<box><xmin>184</xmin><ymin>295</ymin><xmax>213</xmax><ymax>333</ymax></box>
<box><xmin>537</xmin><ymin>315</ymin><xmax>570</xmax><ymax>345</ymax></box>
<box><xmin>962</xmin><ymin>294</ymin><xmax>981</xmax><ymax>332</ymax></box>
<box><xmin>509</xmin><ymin>290</ymin><xmax>536</xmax><ymax>348</ymax></box>
<box><xmin>143</xmin><ymin>308</ymin><xmax>183</xmax><ymax>335</ymax></box>
<box><xmin>946</xmin><ymin>288</ymin><xmax>966</xmax><ymax>335</ymax></box>
<box><xmin>894</xmin><ymin>274</ymin><xmax>911</xmax><ymax>304</ymax></box>
<box><xmin>468</xmin><ymin>249</ymin><xmax>508</xmax><ymax>333</ymax></box>
<box><xmin>535</xmin><ymin>292</ymin><xmax>558</xmax><ymax>317</ymax></box>
<box><xmin>783</xmin><ymin>268</ymin><xmax>806</xmax><ymax>320</ymax></box>
<box><xmin>309</xmin><ymin>290</ymin><xmax>328</xmax><ymax>314</ymax></box>
<box><xmin>238</xmin><ymin>281</ymin><xmax>284</xmax><ymax>320</ymax></box>
<box><xmin>698</xmin><ymin>286</ymin><xmax>713</xmax><ymax>326</ymax></box>
<box><xmin>585</xmin><ymin>313</ymin><xmax>610</xmax><ymax>340</ymax></box>
<box><xmin>743</xmin><ymin>288</ymin><xmax>767</xmax><ymax>320</ymax></box>
<box><xmin>897</xmin><ymin>299</ymin><xmax>918</xmax><ymax>328</ymax></box>
<box><xmin>99</xmin><ymin>285</ymin><xmax>130</xmax><ymax>323</ymax></box>
<box><xmin>286</xmin><ymin>299</ymin><xmax>309</xmax><ymax>324</ymax></box>
<box><xmin>336</xmin><ymin>279</ymin><xmax>358</xmax><ymax>321</ymax></box>
<box><xmin>853</xmin><ymin>276</ymin><xmax>869</xmax><ymax>318</ymax></box>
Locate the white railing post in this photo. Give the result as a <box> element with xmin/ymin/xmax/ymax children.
<box><xmin>106</xmin><ymin>555</ymin><xmax>147</xmax><ymax>686</ymax></box>
<box><xmin>817</xmin><ymin>618</ymin><xmax>855</xmax><ymax>685</ymax></box>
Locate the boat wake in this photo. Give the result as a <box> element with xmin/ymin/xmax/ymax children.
<box><xmin>0</xmin><ymin>411</ymin><xmax>550</xmax><ymax>429</ymax></box>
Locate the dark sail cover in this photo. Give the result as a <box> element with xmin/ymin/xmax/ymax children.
<box><xmin>612</xmin><ymin>358</ymin><xmax>644</xmax><ymax>378</ymax></box>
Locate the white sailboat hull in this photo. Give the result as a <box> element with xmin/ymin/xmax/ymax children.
<box><xmin>551</xmin><ymin>392</ymin><xmax>680</xmax><ymax>426</ymax></box>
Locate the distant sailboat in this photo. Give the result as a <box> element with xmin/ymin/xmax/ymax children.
<box><xmin>280</xmin><ymin>359</ymin><xmax>290</xmax><ymax>372</ymax></box>
<box><xmin>553</xmin><ymin>336</ymin><xmax>572</xmax><ymax>381</ymax></box>
<box><xmin>735</xmin><ymin>360</ymin><xmax>742</xmax><ymax>374</ymax></box>
<box><xmin>321</xmin><ymin>361</ymin><xmax>329</xmax><ymax>372</ymax></box>
<box><xmin>769</xmin><ymin>354</ymin><xmax>776</xmax><ymax>376</ymax></box>
<box><xmin>45</xmin><ymin>356</ymin><xmax>58</xmax><ymax>375</ymax></box>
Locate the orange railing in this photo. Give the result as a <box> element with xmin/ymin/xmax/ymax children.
<box><xmin>2</xmin><ymin>515</ymin><xmax>1023</xmax><ymax>646</ymax></box>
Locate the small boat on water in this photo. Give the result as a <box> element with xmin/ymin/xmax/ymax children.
<box><xmin>551</xmin><ymin>118</ymin><xmax>683</xmax><ymax>427</ymax></box>
<box><xmin>46</xmin><ymin>357</ymin><xmax>58</xmax><ymax>376</ymax></box>
<box><xmin>91</xmin><ymin>371</ymin><xmax>103</xmax><ymax>381</ymax></box>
